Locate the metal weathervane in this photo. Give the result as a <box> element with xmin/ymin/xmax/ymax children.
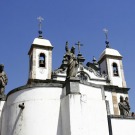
<box><xmin>37</xmin><ymin>16</ymin><xmax>44</xmax><ymax>37</ymax></box>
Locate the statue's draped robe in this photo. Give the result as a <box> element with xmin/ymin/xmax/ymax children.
<box><xmin>67</xmin><ymin>53</ymin><xmax>78</xmax><ymax>78</ymax></box>
<box><xmin>118</xmin><ymin>101</ymin><xmax>130</xmax><ymax>116</ymax></box>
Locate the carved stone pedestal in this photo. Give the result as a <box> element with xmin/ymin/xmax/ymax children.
<box><xmin>65</xmin><ymin>77</ymin><xmax>80</xmax><ymax>95</ymax></box>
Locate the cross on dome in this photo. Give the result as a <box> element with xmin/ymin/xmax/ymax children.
<box><xmin>75</xmin><ymin>41</ymin><xmax>83</xmax><ymax>54</ymax></box>
<box><xmin>103</xmin><ymin>28</ymin><xmax>110</xmax><ymax>48</ymax></box>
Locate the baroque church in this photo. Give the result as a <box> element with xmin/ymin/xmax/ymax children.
<box><xmin>0</xmin><ymin>20</ymin><xmax>135</xmax><ymax>135</ymax></box>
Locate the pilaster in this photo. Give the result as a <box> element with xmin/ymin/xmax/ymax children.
<box><xmin>112</xmin><ymin>92</ymin><xmax>119</xmax><ymax>115</ymax></box>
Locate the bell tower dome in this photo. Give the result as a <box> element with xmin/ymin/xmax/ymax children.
<box><xmin>28</xmin><ymin>17</ymin><xmax>53</xmax><ymax>82</ymax></box>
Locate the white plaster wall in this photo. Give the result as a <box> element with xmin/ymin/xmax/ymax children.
<box><xmin>111</xmin><ymin>118</ymin><xmax>135</xmax><ymax>135</ymax></box>
<box><xmin>1</xmin><ymin>87</ymin><xmax>63</xmax><ymax>135</ymax></box>
<box><xmin>3</xmin><ymin>82</ymin><xmax>131</xmax><ymax>135</ymax></box>
<box><xmin>81</xmin><ymin>97</ymin><xmax>109</xmax><ymax>135</ymax></box>
<box><xmin>0</xmin><ymin>101</ymin><xmax>5</xmax><ymax>118</ymax></box>
<box><xmin>79</xmin><ymin>84</ymin><xmax>103</xmax><ymax>100</ymax></box>
<box><xmin>0</xmin><ymin>101</ymin><xmax>5</xmax><ymax>133</ymax></box>
<box><xmin>105</xmin><ymin>91</ymin><xmax>114</xmax><ymax>115</ymax></box>
<box><xmin>88</xmin><ymin>80</ymin><xmax>107</xmax><ymax>85</ymax></box>
<box><xmin>60</xmin><ymin>84</ymin><xmax>109</xmax><ymax>135</ymax></box>
<box><xmin>61</xmin><ymin>89</ymin><xmax>109</xmax><ymax>135</ymax></box>
<box><xmin>80</xmin><ymin>84</ymin><xmax>109</xmax><ymax>135</ymax></box>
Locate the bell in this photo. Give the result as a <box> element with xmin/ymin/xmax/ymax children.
<box><xmin>113</xmin><ymin>70</ymin><xmax>118</xmax><ymax>76</ymax></box>
<box><xmin>40</xmin><ymin>60</ymin><xmax>44</xmax><ymax>64</ymax></box>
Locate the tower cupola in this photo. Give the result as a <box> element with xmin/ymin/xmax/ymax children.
<box><xmin>98</xmin><ymin>29</ymin><xmax>126</xmax><ymax>88</ymax></box>
<box><xmin>28</xmin><ymin>17</ymin><xmax>53</xmax><ymax>82</ymax></box>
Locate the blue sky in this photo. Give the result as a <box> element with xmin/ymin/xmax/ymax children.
<box><xmin>0</xmin><ymin>0</ymin><xmax>135</xmax><ymax>111</ymax></box>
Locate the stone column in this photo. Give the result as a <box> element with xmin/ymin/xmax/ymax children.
<box><xmin>61</xmin><ymin>77</ymin><xmax>82</xmax><ymax>135</ymax></box>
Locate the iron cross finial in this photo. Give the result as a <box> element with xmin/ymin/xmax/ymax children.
<box><xmin>103</xmin><ymin>28</ymin><xmax>108</xmax><ymax>41</ymax></box>
<box><xmin>103</xmin><ymin>28</ymin><xmax>110</xmax><ymax>48</ymax></box>
<box><xmin>37</xmin><ymin>16</ymin><xmax>44</xmax><ymax>37</ymax></box>
<box><xmin>75</xmin><ymin>41</ymin><xmax>83</xmax><ymax>54</ymax></box>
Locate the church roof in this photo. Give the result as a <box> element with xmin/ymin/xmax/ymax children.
<box><xmin>32</xmin><ymin>37</ymin><xmax>52</xmax><ymax>47</ymax></box>
<box><xmin>99</xmin><ymin>48</ymin><xmax>122</xmax><ymax>61</ymax></box>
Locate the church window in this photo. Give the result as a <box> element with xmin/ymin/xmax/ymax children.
<box><xmin>112</xmin><ymin>63</ymin><xmax>119</xmax><ymax>76</ymax></box>
<box><xmin>39</xmin><ymin>53</ymin><xmax>46</xmax><ymax>67</ymax></box>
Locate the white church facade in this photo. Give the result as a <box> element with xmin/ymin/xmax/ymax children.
<box><xmin>0</xmin><ymin>26</ymin><xmax>135</xmax><ymax>135</ymax></box>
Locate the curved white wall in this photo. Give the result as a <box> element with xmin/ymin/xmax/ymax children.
<box><xmin>1</xmin><ymin>87</ymin><xmax>63</xmax><ymax>135</ymax></box>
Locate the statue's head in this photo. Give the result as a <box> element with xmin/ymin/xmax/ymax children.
<box><xmin>125</xmin><ymin>97</ymin><xmax>128</xmax><ymax>101</ymax></box>
<box><xmin>71</xmin><ymin>46</ymin><xmax>75</xmax><ymax>54</ymax></box>
<box><xmin>120</xmin><ymin>96</ymin><xmax>124</xmax><ymax>102</ymax></box>
<box><xmin>0</xmin><ymin>64</ymin><xmax>4</xmax><ymax>71</ymax></box>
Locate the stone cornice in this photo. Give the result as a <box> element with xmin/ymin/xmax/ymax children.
<box><xmin>7</xmin><ymin>79</ymin><xmax>64</xmax><ymax>99</ymax></box>
<box><xmin>98</xmin><ymin>55</ymin><xmax>122</xmax><ymax>64</ymax></box>
<box><xmin>109</xmin><ymin>115</ymin><xmax>135</xmax><ymax>120</ymax></box>
<box><xmin>28</xmin><ymin>44</ymin><xmax>53</xmax><ymax>55</ymax></box>
<box><xmin>104</xmin><ymin>85</ymin><xmax>130</xmax><ymax>93</ymax></box>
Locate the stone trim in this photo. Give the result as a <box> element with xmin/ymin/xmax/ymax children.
<box><xmin>65</xmin><ymin>78</ymin><xmax>80</xmax><ymax>95</ymax></box>
<box><xmin>112</xmin><ymin>92</ymin><xmax>119</xmax><ymax>115</ymax></box>
<box><xmin>63</xmin><ymin>77</ymin><xmax>104</xmax><ymax>89</ymax></box>
<box><xmin>109</xmin><ymin>115</ymin><xmax>135</xmax><ymax>120</ymax></box>
<box><xmin>104</xmin><ymin>85</ymin><xmax>130</xmax><ymax>93</ymax></box>
<box><xmin>7</xmin><ymin>79</ymin><xmax>65</xmax><ymax>99</ymax></box>
<box><xmin>98</xmin><ymin>55</ymin><xmax>122</xmax><ymax>64</ymax></box>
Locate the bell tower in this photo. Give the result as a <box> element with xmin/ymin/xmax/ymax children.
<box><xmin>28</xmin><ymin>17</ymin><xmax>53</xmax><ymax>82</ymax></box>
<box><xmin>98</xmin><ymin>29</ymin><xmax>126</xmax><ymax>88</ymax></box>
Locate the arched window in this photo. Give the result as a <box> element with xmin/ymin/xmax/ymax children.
<box><xmin>112</xmin><ymin>63</ymin><xmax>119</xmax><ymax>76</ymax></box>
<box><xmin>39</xmin><ymin>53</ymin><xmax>45</xmax><ymax>67</ymax></box>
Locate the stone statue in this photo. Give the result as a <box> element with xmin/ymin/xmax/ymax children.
<box><xmin>66</xmin><ymin>46</ymin><xmax>78</xmax><ymax>78</ymax></box>
<box><xmin>65</xmin><ymin>41</ymin><xmax>70</xmax><ymax>53</ymax></box>
<box><xmin>0</xmin><ymin>64</ymin><xmax>8</xmax><ymax>96</ymax></box>
<box><xmin>118</xmin><ymin>96</ymin><xmax>130</xmax><ymax>116</ymax></box>
<box><xmin>124</xmin><ymin>97</ymin><xmax>130</xmax><ymax>113</ymax></box>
